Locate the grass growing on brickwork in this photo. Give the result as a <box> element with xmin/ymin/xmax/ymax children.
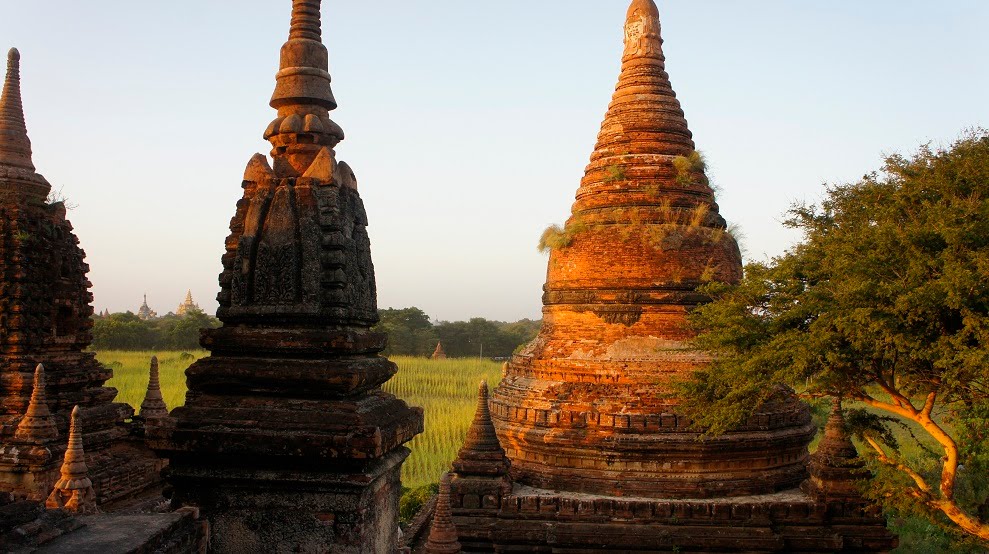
<box><xmin>538</xmin><ymin>217</ymin><xmax>588</xmax><ymax>253</ymax></box>
<box><xmin>96</xmin><ymin>351</ymin><xmax>502</xmax><ymax>490</ymax></box>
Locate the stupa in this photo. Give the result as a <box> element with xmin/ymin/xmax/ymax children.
<box><xmin>148</xmin><ymin>1</ymin><xmax>424</xmax><ymax>551</ymax></box>
<box><xmin>0</xmin><ymin>48</ymin><xmax>164</xmax><ymax>506</ymax></box>
<box><xmin>136</xmin><ymin>294</ymin><xmax>157</xmax><ymax>320</ymax></box>
<box><xmin>432</xmin><ymin>341</ymin><xmax>447</xmax><ymax>360</ymax></box>
<box><xmin>175</xmin><ymin>290</ymin><xmax>199</xmax><ymax>316</ymax></box>
<box><xmin>442</xmin><ymin>2</ymin><xmax>897</xmax><ymax>551</ymax></box>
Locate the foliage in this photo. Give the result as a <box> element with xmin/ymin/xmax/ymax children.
<box><xmin>538</xmin><ymin>217</ymin><xmax>588</xmax><ymax>253</ymax></box>
<box><xmin>399</xmin><ymin>483</ymin><xmax>439</xmax><ymax>526</ymax></box>
<box><xmin>373</xmin><ymin>308</ymin><xmax>539</xmax><ymax>359</ymax></box>
<box><xmin>603</xmin><ymin>164</ymin><xmax>628</xmax><ymax>183</ymax></box>
<box><xmin>375</xmin><ymin>307</ymin><xmax>437</xmax><ymax>357</ymax></box>
<box><xmin>679</xmin><ymin>131</ymin><xmax>989</xmax><ymax>541</ymax></box>
<box><xmin>673</xmin><ymin>150</ymin><xmax>707</xmax><ymax>187</ymax></box>
<box><xmin>91</xmin><ymin>308</ymin><xmax>220</xmax><ymax>350</ymax></box>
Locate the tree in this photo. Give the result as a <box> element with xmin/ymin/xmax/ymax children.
<box><xmin>680</xmin><ymin>132</ymin><xmax>989</xmax><ymax>541</ymax></box>
<box><xmin>375</xmin><ymin>307</ymin><xmax>438</xmax><ymax>357</ymax></box>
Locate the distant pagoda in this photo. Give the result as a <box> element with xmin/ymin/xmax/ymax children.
<box><xmin>440</xmin><ymin>2</ymin><xmax>898</xmax><ymax>551</ymax></box>
<box><xmin>175</xmin><ymin>290</ymin><xmax>199</xmax><ymax>316</ymax></box>
<box><xmin>431</xmin><ymin>341</ymin><xmax>447</xmax><ymax>360</ymax></box>
<box><xmin>136</xmin><ymin>294</ymin><xmax>157</xmax><ymax>320</ymax></box>
<box><xmin>0</xmin><ymin>48</ymin><xmax>163</xmax><ymax>505</ymax></box>
<box><xmin>148</xmin><ymin>1</ymin><xmax>424</xmax><ymax>551</ymax></box>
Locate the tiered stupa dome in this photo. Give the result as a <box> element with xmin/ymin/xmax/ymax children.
<box><xmin>492</xmin><ymin>0</ymin><xmax>816</xmax><ymax>499</ymax></box>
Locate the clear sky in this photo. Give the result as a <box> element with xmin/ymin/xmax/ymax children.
<box><xmin>2</xmin><ymin>1</ymin><xmax>987</xmax><ymax>321</ymax></box>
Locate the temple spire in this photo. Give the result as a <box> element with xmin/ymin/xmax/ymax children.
<box><xmin>0</xmin><ymin>48</ymin><xmax>33</xmax><ymax>171</ymax></box>
<box><xmin>425</xmin><ymin>473</ymin><xmax>462</xmax><ymax>554</ymax></box>
<box><xmin>289</xmin><ymin>0</ymin><xmax>322</xmax><ymax>41</ymax></box>
<box><xmin>46</xmin><ymin>406</ymin><xmax>97</xmax><ymax>514</ymax></box>
<box><xmin>14</xmin><ymin>364</ymin><xmax>58</xmax><ymax>444</ymax></box>
<box><xmin>585</xmin><ymin>0</ymin><xmax>693</xmax><ymax>171</ymax></box>
<box><xmin>264</xmin><ymin>0</ymin><xmax>344</xmax><ymax>177</ymax></box>
<box><xmin>139</xmin><ymin>356</ymin><xmax>169</xmax><ymax>420</ymax></box>
<box><xmin>452</xmin><ymin>381</ymin><xmax>509</xmax><ymax>477</ymax></box>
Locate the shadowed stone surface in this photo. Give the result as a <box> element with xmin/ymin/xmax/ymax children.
<box><xmin>148</xmin><ymin>1</ymin><xmax>423</xmax><ymax>552</ymax></box>
<box><xmin>0</xmin><ymin>47</ymin><xmax>164</xmax><ymax>506</ymax></box>
<box><xmin>425</xmin><ymin>473</ymin><xmax>462</xmax><ymax>554</ymax></box>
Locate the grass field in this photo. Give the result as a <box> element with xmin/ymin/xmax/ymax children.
<box><xmin>96</xmin><ymin>351</ymin><xmax>502</xmax><ymax>489</ymax></box>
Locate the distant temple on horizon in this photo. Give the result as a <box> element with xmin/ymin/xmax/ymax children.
<box><xmin>136</xmin><ymin>294</ymin><xmax>157</xmax><ymax>320</ymax></box>
<box><xmin>175</xmin><ymin>290</ymin><xmax>199</xmax><ymax>316</ymax></box>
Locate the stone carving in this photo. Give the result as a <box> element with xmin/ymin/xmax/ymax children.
<box><xmin>0</xmin><ymin>48</ymin><xmax>164</xmax><ymax>505</ymax></box>
<box><xmin>148</xmin><ymin>2</ymin><xmax>423</xmax><ymax>552</ymax></box>
<box><xmin>45</xmin><ymin>406</ymin><xmax>96</xmax><ymax>514</ymax></box>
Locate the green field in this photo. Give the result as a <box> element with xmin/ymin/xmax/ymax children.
<box><xmin>97</xmin><ymin>351</ymin><xmax>502</xmax><ymax>489</ymax></box>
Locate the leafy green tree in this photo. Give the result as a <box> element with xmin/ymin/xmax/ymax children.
<box><xmin>680</xmin><ymin>132</ymin><xmax>989</xmax><ymax>541</ymax></box>
<box><xmin>375</xmin><ymin>307</ymin><xmax>438</xmax><ymax>357</ymax></box>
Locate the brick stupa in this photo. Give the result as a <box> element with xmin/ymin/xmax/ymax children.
<box><xmin>494</xmin><ymin>0</ymin><xmax>813</xmax><ymax>501</ymax></box>
<box><xmin>444</xmin><ymin>2</ymin><xmax>898</xmax><ymax>551</ymax></box>
<box><xmin>148</xmin><ymin>1</ymin><xmax>424</xmax><ymax>551</ymax></box>
<box><xmin>0</xmin><ymin>48</ymin><xmax>164</xmax><ymax>506</ymax></box>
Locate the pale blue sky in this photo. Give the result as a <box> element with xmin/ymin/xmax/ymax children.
<box><xmin>2</xmin><ymin>1</ymin><xmax>986</xmax><ymax>321</ymax></box>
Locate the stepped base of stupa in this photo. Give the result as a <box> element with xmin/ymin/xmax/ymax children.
<box><xmin>450</xmin><ymin>485</ymin><xmax>897</xmax><ymax>553</ymax></box>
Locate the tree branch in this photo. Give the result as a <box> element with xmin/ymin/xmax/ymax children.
<box><xmin>864</xmin><ymin>436</ymin><xmax>932</xmax><ymax>493</ymax></box>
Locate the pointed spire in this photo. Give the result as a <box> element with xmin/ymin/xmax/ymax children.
<box><xmin>425</xmin><ymin>473</ymin><xmax>462</xmax><ymax>554</ymax></box>
<box><xmin>803</xmin><ymin>399</ymin><xmax>868</xmax><ymax>500</ymax></box>
<box><xmin>266</xmin><ymin>0</ymin><xmax>344</xmax><ymax>176</ymax></box>
<box><xmin>271</xmin><ymin>0</ymin><xmax>334</xmax><ymax>111</ymax></box>
<box><xmin>139</xmin><ymin>356</ymin><xmax>169</xmax><ymax>420</ymax></box>
<box><xmin>46</xmin><ymin>406</ymin><xmax>97</xmax><ymax>514</ymax></box>
<box><xmin>289</xmin><ymin>0</ymin><xmax>322</xmax><ymax>41</ymax></box>
<box><xmin>452</xmin><ymin>381</ymin><xmax>509</xmax><ymax>476</ymax></box>
<box><xmin>431</xmin><ymin>341</ymin><xmax>447</xmax><ymax>360</ymax></box>
<box><xmin>587</xmin><ymin>0</ymin><xmax>693</xmax><ymax>167</ymax></box>
<box><xmin>184</xmin><ymin>290</ymin><xmax>194</xmax><ymax>304</ymax></box>
<box><xmin>0</xmin><ymin>48</ymin><xmax>33</xmax><ymax>171</ymax></box>
<box><xmin>14</xmin><ymin>364</ymin><xmax>58</xmax><ymax>444</ymax></box>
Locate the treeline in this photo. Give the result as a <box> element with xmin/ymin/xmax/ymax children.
<box><xmin>91</xmin><ymin>306</ymin><xmax>539</xmax><ymax>357</ymax></box>
<box><xmin>91</xmin><ymin>309</ymin><xmax>220</xmax><ymax>350</ymax></box>
<box><xmin>374</xmin><ymin>307</ymin><xmax>540</xmax><ymax>358</ymax></box>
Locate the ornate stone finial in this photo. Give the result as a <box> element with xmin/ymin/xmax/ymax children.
<box><xmin>431</xmin><ymin>341</ymin><xmax>447</xmax><ymax>360</ymax></box>
<box><xmin>0</xmin><ymin>47</ymin><xmax>34</xmax><ymax>172</ymax></box>
<box><xmin>623</xmin><ymin>0</ymin><xmax>663</xmax><ymax>61</ymax></box>
<box><xmin>266</xmin><ymin>0</ymin><xmax>345</xmax><ymax>176</ymax></box>
<box><xmin>425</xmin><ymin>473</ymin><xmax>462</xmax><ymax>554</ymax></box>
<box><xmin>14</xmin><ymin>364</ymin><xmax>59</xmax><ymax>444</ymax></box>
<box><xmin>452</xmin><ymin>381</ymin><xmax>509</xmax><ymax>476</ymax></box>
<box><xmin>139</xmin><ymin>356</ymin><xmax>169</xmax><ymax>420</ymax></box>
<box><xmin>289</xmin><ymin>0</ymin><xmax>322</xmax><ymax>41</ymax></box>
<box><xmin>46</xmin><ymin>406</ymin><xmax>97</xmax><ymax>514</ymax></box>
